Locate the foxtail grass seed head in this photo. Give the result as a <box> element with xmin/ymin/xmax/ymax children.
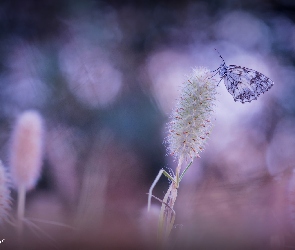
<box><xmin>0</xmin><ymin>161</ymin><xmax>11</xmax><ymax>223</ymax></box>
<box><xmin>10</xmin><ymin>110</ymin><xmax>44</xmax><ymax>191</ymax></box>
<box><xmin>166</xmin><ymin>67</ymin><xmax>218</xmax><ymax>160</ymax></box>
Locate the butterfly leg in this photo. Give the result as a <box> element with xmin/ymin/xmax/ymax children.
<box><xmin>210</xmin><ymin>67</ymin><xmax>221</xmax><ymax>74</ymax></box>
<box><xmin>208</xmin><ymin>69</ymin><xmax>220</xmax><ymax>81</ymax></box>
<box><xmin>211</xmin><ymin>68</ymin><xmax>220</xmax><ymax>73</ymax></box>
<box><xmin>217</xmin><ymin>77</ymin><xmax>223</xmax><ymax>86</ymax></box>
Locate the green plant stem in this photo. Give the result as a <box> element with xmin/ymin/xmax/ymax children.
<box><xmin>179</xmin><ymin>161</ymin><xmax>193</xmax><ymax>181</ymax></box>
<box><xmin>157</xmin><ymin>157</ymin><xmax>183</xmax><ymax>245</ymax></box>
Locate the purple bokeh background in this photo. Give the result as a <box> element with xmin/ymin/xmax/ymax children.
<box><xmin>1</xmin><ymin>0</ymin><xmax>295</xmax><ymax>248</ymax></box>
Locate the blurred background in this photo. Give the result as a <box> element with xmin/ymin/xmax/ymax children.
<box><xmin>1</xmin><ymin>0</ymin><xmax>295</xmax><ymax>249</ymax></box>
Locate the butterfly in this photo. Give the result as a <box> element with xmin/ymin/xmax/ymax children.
<box><xmin>214</xmin><ymin>49</ymin><xmax>274</xmax><ymax>103</ymax></box>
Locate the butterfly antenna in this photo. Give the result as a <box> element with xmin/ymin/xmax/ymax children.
<box><xmin>214</xmin><ymin>48</ymin><xmax>225</xmax><ymax>64</ymax></box>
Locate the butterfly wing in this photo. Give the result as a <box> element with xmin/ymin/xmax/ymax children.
<box><xmin>224</xmin><ymin>65</ymin><xmax>274</xmax><ymax>103</ymax></box>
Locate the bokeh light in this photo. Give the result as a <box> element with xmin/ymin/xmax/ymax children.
<box><xmin>59</xmin><ymin>37</ymin><xmax>122</xmax><ymax>108</ymax></box>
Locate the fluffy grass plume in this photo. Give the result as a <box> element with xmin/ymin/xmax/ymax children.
<box><xmin>0</xmin><ymin>161</ymin><xmax>11</xmax><ymax>223</ymax></box>
<box><xmin>10</xmin><ymin>110</ymin><xmax>44</xmax><ymax>191</ymax></box>
<box><xmin>9</xmin><ymin>110</ymin><xmax>44</xmax><ymax>236</ymax></box>
<box><xmin>166</xmin><ymin>67</ymin><xmax>218</xmax><ymax>161</ymax></box>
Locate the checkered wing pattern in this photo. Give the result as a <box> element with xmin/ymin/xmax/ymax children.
<box><xmin>223</xmin><ymin>65</ymin><xmax>274</xmax><ymax>103</ymax></box>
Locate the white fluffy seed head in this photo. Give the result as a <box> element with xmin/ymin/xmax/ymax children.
<box><xmin>0</xmin><ymin>161</ymin><xmax>11</xmax><ymax>223</ymax></box>
<box><xmin>10</xmin><ymin>110</ymin><xmax>44</xmax><ymax>191</ymax></box>
<box><xmin>166</xmin><ymin>67</ymin><xmax>218</xmax><ymax>161</ymax></box>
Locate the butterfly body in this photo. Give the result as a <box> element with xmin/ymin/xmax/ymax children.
<box><xmin>218</xmin><ymin>62</ymin><xmax>228</xmax><ymax>78</ymax></box>
<box><xmin>215</xmin><ymin>50</ymin><xmax>274</xmax><ymax>103</ymax></box>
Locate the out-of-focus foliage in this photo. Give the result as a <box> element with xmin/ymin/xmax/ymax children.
<box><xmin>1</xmin><ymin>0</ymin><xmax>295</xmax><ymax>248</ymax></box>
